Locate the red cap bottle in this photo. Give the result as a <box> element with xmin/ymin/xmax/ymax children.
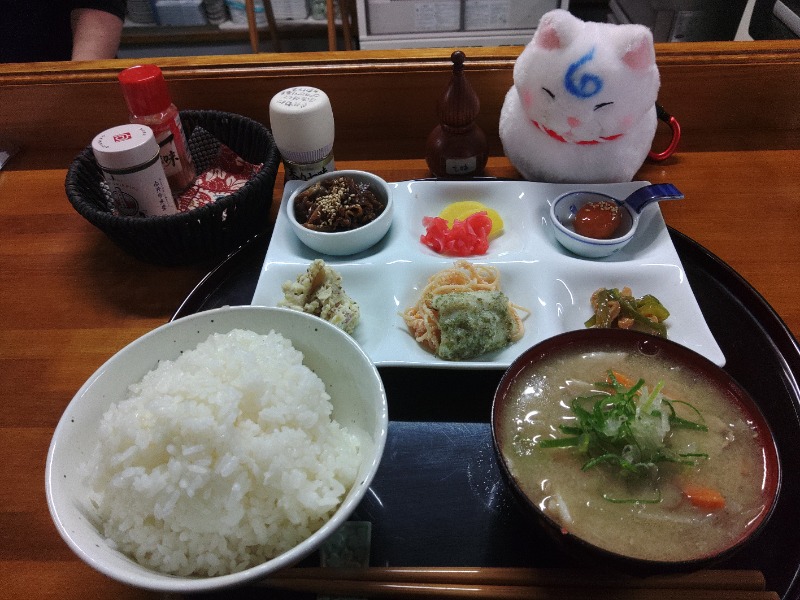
<box><xmin>118</xmin><ymin>65</ymin><xmax>196</xmax><ymax>195</ymax></box>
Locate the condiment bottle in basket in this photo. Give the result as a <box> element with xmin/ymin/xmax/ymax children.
<box><xmin>118</xmin><ymin>64</ymin><xmax>196</xmax><ymax>195</ymax></box>
<box><xmin>91</xmin><ymin>124</ymin><xmax>176</xmax><ymax>217</ymax></box>
<box><xmin>425</xmin><ymin>50</ymin><xmax>488</xmax><ymax>178</ymax></box>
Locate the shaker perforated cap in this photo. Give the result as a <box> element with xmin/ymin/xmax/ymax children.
<box><xmin>269</xmin><ymin>87</ymin><xmax>335</xmax><ymax>163</ymax></box>
<box><xmin>91</xmin><ymin>124</ymin><xmax>159</xmax><ymax>171</ymax></box>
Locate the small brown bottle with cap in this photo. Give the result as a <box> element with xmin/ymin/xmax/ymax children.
<box><xmin>118</xmin><ymin>64</ymin><xmax>196</xmax><ymax>195</ymax></box>
<box><xmin>425</xmin><ymin>50</ymin><xmax>488</xmax><ymax>178</ymax></box>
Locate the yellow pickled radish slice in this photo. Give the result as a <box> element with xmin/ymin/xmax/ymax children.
<box><xmin>439</xmin><ymin>200</ymin><xmax>504</xmax><ymax>239</ymax></box>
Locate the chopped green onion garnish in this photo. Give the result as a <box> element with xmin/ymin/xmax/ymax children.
<box><xmin>537</xmin><ymin>370</ymin><xmax>708</xmax><ymax>503</ymax></box>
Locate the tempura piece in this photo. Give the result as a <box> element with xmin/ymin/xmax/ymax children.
<box><xmin>433</xmin><ymin>290</ymin><xmax>519</xmax><ymax>360</ymax></box>
<box><xmin>402</xmin><ymin>260</ymin><xmax>526</xmax><ymax>360</ymax></box>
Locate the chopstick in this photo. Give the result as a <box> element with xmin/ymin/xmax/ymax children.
<box><xmin>258</xmin><ymin>567</ymin><xmax>778</xmax><ymax>599</ymax></box>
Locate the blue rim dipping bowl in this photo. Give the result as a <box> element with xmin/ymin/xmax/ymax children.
<box><xmin>550</xmin><ymin>190</ymin><xmax>637</xmax><ymax>258</ymax></box>
<box><xmin>287</xmin><ymin>170</ymin><xmax>393</xmax><ymax>256</ymax></box>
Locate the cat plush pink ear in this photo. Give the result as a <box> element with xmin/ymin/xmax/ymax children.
<box><xmin>533</xmin><ymin>9</ymin><xmax>581</xmax><ymax>50</ymax></box>
<box><xmin>620</xmin><ymin>29</ymin><xmax>656</xmax><ymax>70</ymax></box>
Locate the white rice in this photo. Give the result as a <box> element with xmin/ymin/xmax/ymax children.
<box><xmin>82</xmin><ymin>328</ymin><xmax>363</xmax><ymax>577</ymax></box>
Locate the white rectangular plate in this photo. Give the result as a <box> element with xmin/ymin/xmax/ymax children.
<box><xmin>252</xmin><ymin>179</ymin><xmax>725</xmax><ymax>369</ymax></box>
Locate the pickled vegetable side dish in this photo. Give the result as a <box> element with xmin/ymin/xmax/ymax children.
<box><xmin>420</xmin><ymin>200</ymin><xmax>504</xmax><ymax>257</ymax></box>
<box><xmin>586</xmin><ymin>287</ymin><xmax>670</xmax><ymax>338</ymax></box>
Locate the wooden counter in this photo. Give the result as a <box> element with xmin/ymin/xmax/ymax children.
<box><xmin>1</xmin><ymin>43</ymin><xmax>799</xmax><ymax>599</ymax></box>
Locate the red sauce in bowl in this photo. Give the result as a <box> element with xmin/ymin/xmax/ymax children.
<box><xmin>573</xmin><ymin>200</ymin><xmax>622</xmax><ymax>239</ymax></box>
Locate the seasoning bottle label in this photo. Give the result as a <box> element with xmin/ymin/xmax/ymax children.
<box><xmin>445</xmin><ymin>156</ymin><xmax>478</xmax><ymax>176</ymax></box>
<box><xmin>284</xmin><ymin>153</ymin><xmax>336</xmax><ymax>181</ymax></box>
<box><xmin>106</xmin><ymin>167</ymin><xmax>174</xmax><ymax>217</ymax></box>
<box><xmin>154</xmin><ymin>118</ymin><xmax>191</xmax><ymax>178</ymax></box>
<box><xmin>92</xmin><ymin>124</ymin><xmax>177</xmax><ymax>218</ymax></box>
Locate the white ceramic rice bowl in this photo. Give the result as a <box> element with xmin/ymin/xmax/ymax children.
<box><xmin>45</xmin><ymin>306</ymin><xmax>388</xmax><ymax>593</ymax></box>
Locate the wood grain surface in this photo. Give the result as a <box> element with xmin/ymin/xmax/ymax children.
<box><xmin>1</xmin><ymin>41</ymin><xmax>798</xmax><ymax>600</ymax></box>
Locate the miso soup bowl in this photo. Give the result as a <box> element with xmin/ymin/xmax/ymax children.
<box><xmin>491</xmin><ymin>329</ymin><xmax>781</xmax><ymax>574</ymax></box>
<box><xmin>287</xmin><ymin>170</ymin><xmax>393</xmax><ymax>256</ymax></box>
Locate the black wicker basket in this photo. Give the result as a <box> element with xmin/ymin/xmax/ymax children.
<box><xmin>65</xmin><ymin>110</ymin><xmax>280</xmax><ymax>266</ymax></box>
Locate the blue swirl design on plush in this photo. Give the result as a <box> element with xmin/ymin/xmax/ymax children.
<box><xmin>564</xmin><ymin>48</ymin><xmax>603</xmax><ymax>99</ymax></box>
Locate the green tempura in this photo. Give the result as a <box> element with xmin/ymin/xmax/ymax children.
<box><xmin>433</xmin><ymin>290</ymin><xmax>516</xmax><ymax>360</ymax></box>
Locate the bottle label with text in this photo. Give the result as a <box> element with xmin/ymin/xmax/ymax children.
<box><xmin>445</xmin><ymin>156</ymin><xmax>478</xmax><ymax>176</ymax></box>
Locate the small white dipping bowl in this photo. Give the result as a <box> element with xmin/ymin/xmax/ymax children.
<box><xmin>287</xmin><ymin>170</ymin><xmax>393</xmax><ymax>256</ymax></box>
<box><xmin>550</xmin><ymin>190</ymin><xmax>636</xmax><ymax>259</ymax></box>
<box><xmin>45</xmin><ymin>306</ymin><xmax>388</xmax><ymax>594</ymax></box>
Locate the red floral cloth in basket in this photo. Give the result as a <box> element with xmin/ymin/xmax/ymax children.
<box><xmin>175</xmin><ymin>126</ymin><xmax>263</xmax><ymax>212</ymax></box>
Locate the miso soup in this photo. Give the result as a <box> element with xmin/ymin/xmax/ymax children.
<box><xmin>495</xmin><ymin>348</ymin><xmax>774</xmax><ymax>562</ymax></box>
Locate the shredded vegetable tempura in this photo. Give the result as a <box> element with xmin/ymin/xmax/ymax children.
<box><xmin>402</xmin><ymin>260</ymin><xmax>526</xmax><ymax>357</ymax></box>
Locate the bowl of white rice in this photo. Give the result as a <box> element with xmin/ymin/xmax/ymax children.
<box><xmin>45</xmin><ymin>306</ymin><xmax>388</xmax><ymax>593</ymax></box>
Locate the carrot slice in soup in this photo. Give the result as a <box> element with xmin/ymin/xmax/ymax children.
<box><xmin>683</xmin><ymin>484</ymin><xmax>726</xmax><ymax>510</ymax></box>
<box><xmin>607</xmin><ymin>369</ymin><xmax>638</xmax><ymax>389</ymax></box>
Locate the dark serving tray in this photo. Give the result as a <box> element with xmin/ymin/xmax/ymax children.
<box><xmin>174</xmin><ymin>227</ymin><xmax>800</xmax><ymax>599</ymax></box>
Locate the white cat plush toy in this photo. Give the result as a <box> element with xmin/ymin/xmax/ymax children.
<box><xmin>499</xmin><ymin>9</ymin><xmax>660</xmax><ymax>183</ymax></box>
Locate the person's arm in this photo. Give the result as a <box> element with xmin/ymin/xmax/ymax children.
<box><xmin>70</xmin><ymin>8</ymin><xmax>124</xmax><ymax>60</ymax></box>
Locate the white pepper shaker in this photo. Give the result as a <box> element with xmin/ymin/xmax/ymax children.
<box><xmin>269</xmin><ymin>86</ymin><xmax>336</xmax><ymax>181</ymax></box>
<box><xmin>92</xmin><ymin>124</ymin><xmax>176</xmax><ymax>217</ymax></box>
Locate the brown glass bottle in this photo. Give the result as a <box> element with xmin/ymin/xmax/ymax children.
<box><xmin>425</xmin><ymin>50</ymin><xmax>488</xmax><ymax>178</ymax></box>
